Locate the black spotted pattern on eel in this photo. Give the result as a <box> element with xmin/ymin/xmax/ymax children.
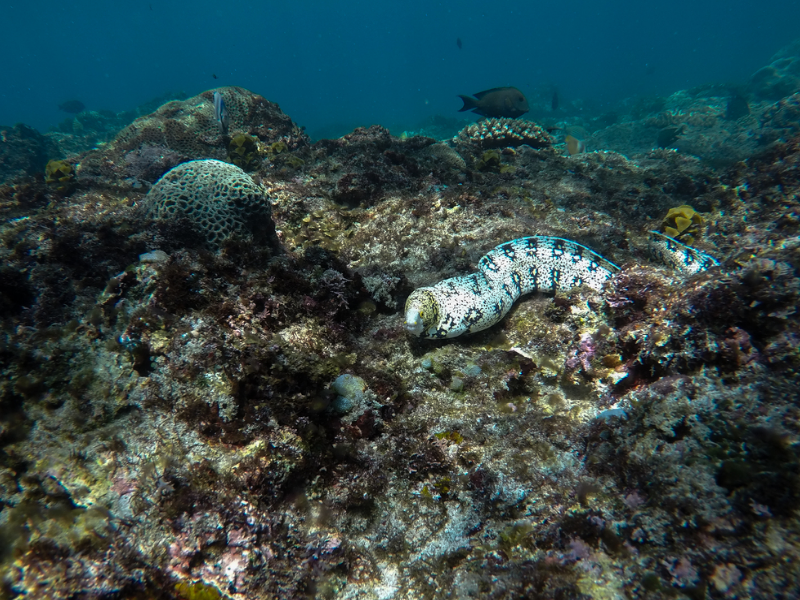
<box><xmin>404</xmin><ymin>233</ymin><xmax>719</xmax><ymax>339</ymax></box>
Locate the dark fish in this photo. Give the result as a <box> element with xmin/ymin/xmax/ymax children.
<box><xmin>657</xmin><ymin>125</ymin><xmax>685</xmax><ymax>148</ymax></box>
<box><xmin>58</xmin><ymin>100</ymin><xmax>85</xmax><ymax>113</ymax></box>
<box><xmin>725</xmin><ymin>93</ymin><xmax>750</xmax><ymax>120</ymax></box>
<box><xmin>565</xmin><ymin>135</ymin><xmax>586</xmax><ymax>155</ymax></box>
<box><xmin>212</xmin><ymin>73</ymin><xmax>218</xmax><ymax>79</ymax></box>
<box><xmin>551</xmin><ymin>89</ymin><xmax>559</xmax><ymax>111</ymax></box>
<box><xmin>456</xmin><ymin>37</ymin><xmax>463</xmax><ymax>50</ymax></box>
<box><xmin>457</xmin><ymin>86</ymin><xmax>529</xmax><ymax>119</ymax></box>
<box><xmin>213</xmin><ymin>90</ymin><xmax>230</xmax><ymax>133</ymax></box>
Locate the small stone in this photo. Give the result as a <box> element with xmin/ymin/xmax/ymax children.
<box><xmin>139</xmin><ymin>250</ymin><xmax>169</xmax><ymax>264</ymax></box>
<box><xmin>332</xmin><ymin>395</ymin><xmax>356</xmax><ymax>414</ymax></box>
<box><xmin>463</xmin><ymin>363</ymin><xmax>482</xmax><ymax>376</ymax></box>
<box><xmin>332</xmin><ymin>374</ymin><xmax>367</xmax><ymax>403</ymax></box>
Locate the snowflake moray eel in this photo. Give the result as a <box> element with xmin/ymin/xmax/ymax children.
<box><xmin>647</xmin><ymin>230</ymin><xmax>720</xmax><ymax>275</ymax></box>
<box><xmin>404</xmin><ymin>232</ymin><xmax>719</xmax><ymax>339</ymax></box>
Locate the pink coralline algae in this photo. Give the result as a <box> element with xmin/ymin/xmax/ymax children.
<box><xmin>566</xmin><ymin>332</ymin><xmax>597</xmax><ymax>372</ymax></box>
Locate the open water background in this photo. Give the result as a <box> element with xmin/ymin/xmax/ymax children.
<box><xmin>1</xmin><ymin>0</ymin><xmax>799</xmax><ymax>139</ymax></box>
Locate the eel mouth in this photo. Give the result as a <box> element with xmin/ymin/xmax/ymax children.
<box><xmin>404</xmin><ymin>306</ymin><xmax>425</xmax><ymax>336</ymax></box>
<box><xmin>404</xmin><ymin>289</ymin><xmax>440</xmax><ymax>337</ymax></box>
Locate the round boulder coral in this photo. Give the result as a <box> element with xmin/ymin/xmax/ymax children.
<box><xmin>145</xmin><ymin>159</ymin><xmax>275</xmax><ymax>248</ymax></box>
<box><xmin>78</xmin><ymin>86</ymin><xmax>309</xmax><ymax>182</ymax></box>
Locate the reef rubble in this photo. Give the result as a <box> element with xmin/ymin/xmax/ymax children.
<box><xmin>1</xmin><ymin>70</ymin><xmax>800</xmax><ymax>600</ymax></box>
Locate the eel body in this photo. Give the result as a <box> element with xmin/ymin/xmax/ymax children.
<box><xmin>646</xmin><ymin>231</ymin><xmax>720</xmax><ymax>275</ymax></box>
<box><xmin>404</xmin><ymin>232</ymin><xmax>721</xmax><ymax>339</ymax></box>
<box><xmin>404</xmin><ymin>236</ymin><xmax>620</xmax><ymax>339</ymax></box>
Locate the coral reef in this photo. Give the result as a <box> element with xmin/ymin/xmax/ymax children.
<box><xmin>415</xmin><ymin>142</ymin><xmax>467</xmax><ymax>178</ymax></box>
<box><xmin>590</xmin><ymin>85</ymin><xmax>764</xmax><ymax>167</ymax></box>
<box><xmin>47</xmin><ymin>92</ymin><xmax>190</xmax><ymax>158</ymax></box>
<box><xmin>760</xmin><ymin>91</ymin><xmax>800</xmax><ymax>140</ymax></box>
<box><xmin>3</xmin><ymin>44</ymin><xmax>800</xmax><ymax>600</ymax></box>
<box><xmin>303</xmin><ymin>125</ymin><xmax>435</xmax><ymax>207</ymax></box>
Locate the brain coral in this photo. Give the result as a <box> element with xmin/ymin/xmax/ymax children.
<box><xmin>145</xmin><ymin>159</ymin><xmax>275</xmax><ymax>248</ymax></box>
<box><xmin>454</xmin><ymin>118</ymin><xmax>553</xmax><ymax>150</ymax></box>
<box><xmin>79</xmin><ymin>87</ymin><xmax>309</xmax><ymax>181</ymax></box>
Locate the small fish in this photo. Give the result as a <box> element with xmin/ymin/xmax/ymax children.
<box><xmin>457</xmin><ymin>86</ymin><xmax>529</xmax><ymax>119</ymax></box>
<box><xmin>58</xmin><ymin>100</ymin><xmax>85</xmax><ymax>114</ymax></box>
<box><xmin>213</xmin><ymin>90</ymin><xmax>230</xmax><ymax>133</ymax></box>
<box><xmin>456</xmin><ymin>37</ymin><xmax>463</xmax><ymax>50</ymax></box>
<box><xmin>657</xmin><ymin>125</ymin><xmax>684</xmax><ymax>148</ymax></box>
<box><xmin>725</xmin><ymin>93</ymin><xmax>750</xmax><ymax>120</ymax></box>
<box><xmin>565</xmin><ymin>135</ymin><xmax>586</xmax><ymax>155</ymax></box>
<box><xmin>212</xmin><ymin>73</ymin><xmax>218</xmax><ymax>79</ymax></box>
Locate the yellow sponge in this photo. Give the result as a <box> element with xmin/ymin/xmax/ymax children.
<box><xmin>661</xmin><ymin>205</ymin><xmax>704</xmax><ymax>245</ymax></box>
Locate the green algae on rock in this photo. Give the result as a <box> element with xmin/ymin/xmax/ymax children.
<box><xmin>44</xmin><ymin>158</ymin><xmax>76</xmax><ymax>194</ymax></box>
<box><xmin>227</xmin><ymin>132</ymin><xmax>261</xmax><ymax>171</ymax></box>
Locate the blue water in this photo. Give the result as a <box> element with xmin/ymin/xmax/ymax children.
<box><xmin>2</xmin><ymin>0</ymin><xmax>798</xmax><ymax>139</ymax></box>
